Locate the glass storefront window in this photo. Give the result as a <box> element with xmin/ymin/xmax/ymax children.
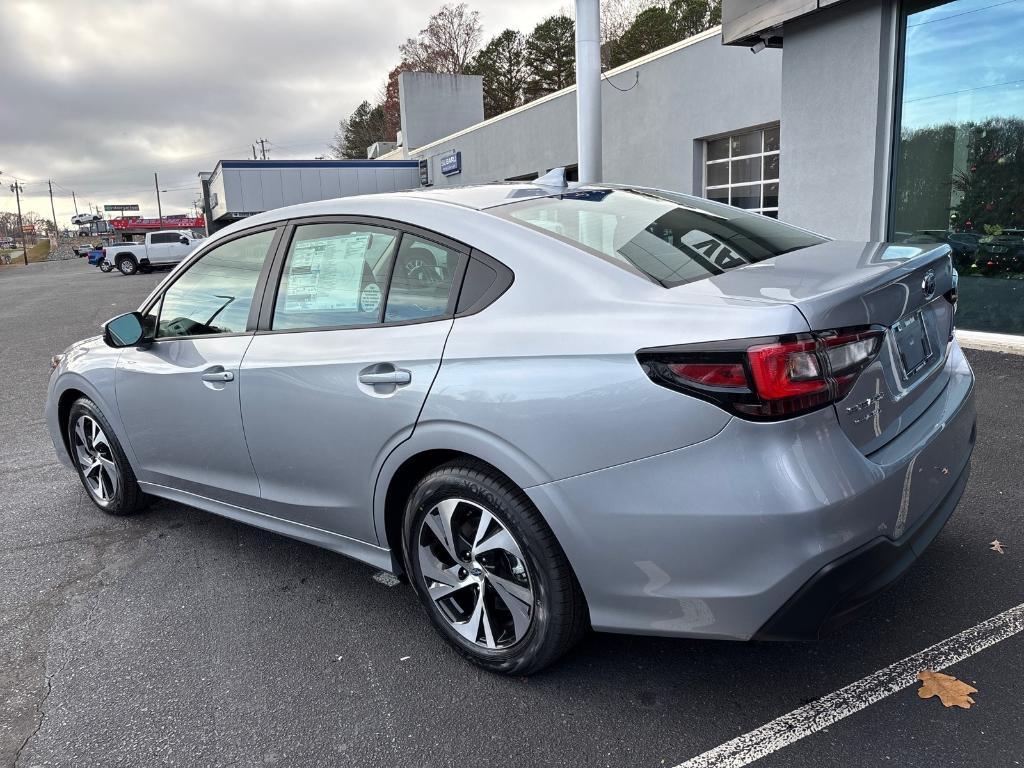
<box><xmin>892</xmin><ymin>0</ymin><xmax>1024</xmax><ymax>334</ymax></box>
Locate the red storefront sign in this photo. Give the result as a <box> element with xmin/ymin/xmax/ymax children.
<box><xmin>110</xmin><ymin>216</ymin><xmax>204</xmax><ymax>230</ymax></box>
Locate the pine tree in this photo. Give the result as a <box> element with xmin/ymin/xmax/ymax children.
<box><xmin>471</xmin><ymin>29</ymin><xmax>529</xmax><ymax>118</ymax></box>
<box><xmin>524</xmin><ymin>15</ymin><xmax>576</xmax><ymax>101</ymax></box>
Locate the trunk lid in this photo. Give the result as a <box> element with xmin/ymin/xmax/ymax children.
<box><xmin>683</xmin><ymin>241</ymin><xmax>957</xmax><ymax>454</ymax></box>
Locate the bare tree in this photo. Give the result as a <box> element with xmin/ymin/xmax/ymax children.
<box><xmin>399</xmin><ymin>3</ymin><xmax>483</xmax><ymax>74</ymax></box>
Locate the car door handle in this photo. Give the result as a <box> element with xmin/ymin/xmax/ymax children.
<box><xmin>201</xmin><ymin>370</ymin><xmax>234</xmax><ymax>382</ymax></box>
<box><xmin>358</xmin><ymin>370</ymin><xmax>411</xmax><ymax>385</ymax></box>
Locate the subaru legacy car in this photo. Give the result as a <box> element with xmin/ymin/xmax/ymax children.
<box><xmin>46</xmin><ymin>181</ymin><xmax>975</xmax><ymax>674</ymax></box>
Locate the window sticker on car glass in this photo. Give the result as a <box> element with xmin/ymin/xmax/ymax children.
<box><xmin>285</xmin><ymin>234</ymin><xmax>370</xmax><ymax>311</ymax></box>
<box><xmin>680</xmin><ymin>230</ymin><xmax>749</xmax><ymax>269</ymax></box>
<box><xmin>359</xmin><ymin>283</ymin><xmax>382</xmax><ymax>313</ymax></box>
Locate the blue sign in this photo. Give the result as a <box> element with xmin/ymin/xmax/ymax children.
<box><xmin>440</xmin><ymin>150</ymin><xmax>462</xmax><ymax>176</ymax></box>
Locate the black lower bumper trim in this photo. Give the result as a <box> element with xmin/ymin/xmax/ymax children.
<box><xmin>754</xmin><ymin>457</ymin><xmax>972</xmax><ymax>641</ymax></box>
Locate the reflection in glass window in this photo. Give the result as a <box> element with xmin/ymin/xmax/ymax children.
<box><xmin>704</xmin><ymin>125</ymin><xmax>780</xmax><ymax>217</ymax></box>
<box><xmin>892</xmin><ymin>0</ymin><xmax>1024</xmax><ymax>333</ymax></box>
<box><xmin>384</xmin><ymin>237</ymin><xmax>459</xmax><ymax>323</ymax></box>
<box><xmin>272</xmin><ymin>223</ymin><xmax>398</xmax><ymax>331</ymax></box>
<box><xmin>498</xmin><ymin>188</ymin><xmax>824</xmax><ymax>288</ymax></box>
<box><xmin>156</xmin><ymin>229</ymin><xmax>274</xmax><ymax>338</ymax></box>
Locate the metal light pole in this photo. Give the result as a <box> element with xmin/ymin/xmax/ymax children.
<box><xmin>9</xmin><ymin>181</ymin><xmax>28</xmax><ymax>265</ymax></box>
<box><xmin>574</xmin><ymin>0</ymin><xmax>602</xmax><ymax>184</ymax></box>
<box><xmin>154</xmin><ymin>172</ymin><xmax>164</xmax><ymax>229</ymax></box>
<box><xmin>72</xmin><ymin>190</ymin><xmax>79</xmax><ymax>215</ymax></box>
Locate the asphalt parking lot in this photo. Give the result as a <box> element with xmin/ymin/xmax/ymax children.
<box><xmin>2</xmin><ymin>259</ymin><xmax>1022</xmax><ymax>768</ymax></box>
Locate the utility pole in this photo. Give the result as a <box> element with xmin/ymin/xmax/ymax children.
<box><xmin>154</xmin><ymin>172</ymin><xmax>164</xmax><ymax>229</ymax></box>
<box><xmin>256</xmin><ymin>138</ymin><xmax>269</xmax><ymax>160</ymax></box>
<box><xmin>9</xmin><ymin>181</ymin><xmax>28</xmax><ymax>266</ymax></box>
<box><xmin>72</xmin><ymin>190</ymin><xmax>79</xmax><ymax>214</ymax></box>
<box><xmin>47</xmin><ymin>180</ymin><xmax>59</xmax><ymax>242</ymax></box>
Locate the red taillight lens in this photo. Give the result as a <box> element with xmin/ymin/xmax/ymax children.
<box><xmin>638</xmin><ymin>327</ymin><xmax>883</xmax><ymax>421</ymax></box>
<box><xmin>747</xmin><ymin>340</ymin><xmax>827</xmax><ymax>399</ymax></box>
<box><xmin>667</xmin><ymin>362</ymin><xmax>747</xmax><ymax>388</ymax></box>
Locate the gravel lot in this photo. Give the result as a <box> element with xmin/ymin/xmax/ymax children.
<box><xmin>2</xmin><ymin>259</ymin><xmax>1022</xmax><ymax>767</ymax></box>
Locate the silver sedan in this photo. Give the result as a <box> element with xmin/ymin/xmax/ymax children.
<box><xmin>45</xmin><ymin>182</ymin><xmax>976</xmax><ymax>674</ymax></box>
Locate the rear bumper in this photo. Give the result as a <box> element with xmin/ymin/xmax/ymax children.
<box><xmin>754</xmin><ymin>456</ymin><xmax>971</xmax><ymax>640</ymax></box>
<box><xmin>526</xmin><ymin>342</ymin><xmax>976</xmax><ymax>640</ymax></box>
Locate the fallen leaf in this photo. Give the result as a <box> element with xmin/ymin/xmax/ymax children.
<box><xmin>990</xmin><ymin>540</ymin><xmax>1006</xmax><ymax>554</ymax></box>
<box><xmin>917</xmin><ymin>669</ymin><xmax>977</xmax><ymax>709</ymax></box>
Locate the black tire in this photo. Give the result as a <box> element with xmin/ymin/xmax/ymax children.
<box><xmin>66</xmin><ymin>397</ymin><xmax>150</xmax><ymax>516</ymax></box>
<box><xmin>98</xmin><ymin>261</ymin><xmax>113</xmax><ymax>273</ymax></box>
<box><xmin>402</xmin><ymin>460</ymin><xmax>588</xmax><ymax>675</ymax></box>
<box><xmin>116</xmin><ymin>255</ymin><xmax>138</xmax><ymax>275</ymax></box>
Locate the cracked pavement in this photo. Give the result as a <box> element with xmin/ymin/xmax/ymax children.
<box><xmin>1</xmin><ymin>259</ymin><xmax>1023</xmax><ymax>767</ymax></box>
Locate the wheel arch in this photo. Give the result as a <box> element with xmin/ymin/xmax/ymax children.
<box><xmin>374</xmin><ymin>427</ymin><xmax>554</xmax><ymax>576</ymax></box>
<box><xmin>56</xmin><ymin>386</ymin><xmax>88</xmax><ymax>460</ymax></box>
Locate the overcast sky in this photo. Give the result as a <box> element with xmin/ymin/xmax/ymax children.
<box><xmin>0</xmin><ymin>0</ymin><xmax>561</xmax><ymax>225</ymax></box>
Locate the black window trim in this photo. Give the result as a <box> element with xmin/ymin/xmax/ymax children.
<box><xmin>140</xmin><ymin>222</ymin><xmax>285</xmax><ymax>343</ymax></box>
<box><xmin>252</xmin><ymin>214</ymin><xmax>475</xmax><ymax>336</ymax></box>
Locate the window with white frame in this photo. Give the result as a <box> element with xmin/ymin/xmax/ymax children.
<box><xmin>704</xmin><ymin>125</ymin><xmax>780</xmax><ymax>218</ymax></box>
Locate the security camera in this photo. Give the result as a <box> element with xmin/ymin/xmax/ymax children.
<box><xmin>751</xmin><ymin>39</ymin><xmax>767</xmax><ymax>54</ymax></box>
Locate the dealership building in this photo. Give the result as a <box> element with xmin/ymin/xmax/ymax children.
<box><xmin>200</xmin><ymin>0</ymin><xmax>1023</xmax><ymax>337</ymax></box>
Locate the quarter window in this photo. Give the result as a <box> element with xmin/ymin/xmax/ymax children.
<box><xmin>155</xmin><ymin>229</ymin><xmax>275</xmax><ymax>338</ymax></box>
<box><xmin>704</xmin><ymin>125</ymin><xmax>780</xmax><ymax>218</ymax></box>
<box><xmin>272</xmin><ymin>223</ymin><xmax>399</xmax><ymax>331</ymax></box>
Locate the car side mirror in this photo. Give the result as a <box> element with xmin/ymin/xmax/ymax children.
<box><xmin>179</xmin><ymin>236</ymin><xmax>189</xmax><ymax>245</ymax></box>
<box><xmin>103</xmin><ymin>312</ymin><xmax>148</xmax><ymax>348</ymax></box>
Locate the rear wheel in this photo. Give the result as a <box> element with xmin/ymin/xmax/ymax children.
<box><xmin>116</xmin><ymin>255</ymin><xmax>138</xmax><ymax>275</ymax></box>
<box><xmin>402</xmin><ymin>461</ymin><xmax>587</xmax><ymax>675</ymax></box>
<box><xmin>67</xmin><ymin>398</ymin><xmax>149</xmax><ymax>516</ymax></box>
<box><xmin>98</xmin><ymin>260</ymin><xmax>113</xmax><ymax>273</ymax></box>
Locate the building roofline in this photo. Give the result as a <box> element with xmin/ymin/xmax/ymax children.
<box><xmin>211</xmin><ymin>159</ymin><xmax>419</xmax><ymax>173</ymax></box>
<box><xmin>380</xmin><ymin>25</ymin><xmax>723</xmax><ymax>160</ymax></box>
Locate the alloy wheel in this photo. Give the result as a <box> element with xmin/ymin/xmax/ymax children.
<box><xmin>417</xmin><ymin>498</ymin><xmax>534</xmax><ymax>649</ymax></box>
<box><xmin>72</xmin><ymin>414</ymin><xmax>119</xmax><ymax>506</ymax></box>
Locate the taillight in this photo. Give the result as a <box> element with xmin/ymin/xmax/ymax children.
<box><xmin>638</xmin><ymin>327</ymin><xmax>884</xmax><ymax>421</ymax></box>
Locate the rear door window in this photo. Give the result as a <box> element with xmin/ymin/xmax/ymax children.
<box><xmin>494</xmin><ymin>188</ymin><xmax>826</xmax><ymax>287</ymax></box>
<box><xmin>272</xmin><ymin>223</ymin><xmax>399</xmax><ymax>330</ymax></box>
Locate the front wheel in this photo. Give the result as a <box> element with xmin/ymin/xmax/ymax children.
<box><xmin>402</xmin><ymin>461</ymin><xmax>588</xmax><ymax>675</ymax></box>
<box><xmin>67</xmin><ymin>398</ymin><xmax>150</xmax><ymax>516</ymax></box>
<box><xmin>98</xmin><ymin>260</ymin><xmax>113</xmax><ymax>273</ymax></box>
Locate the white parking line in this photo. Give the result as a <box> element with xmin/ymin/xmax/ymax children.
<box><xmin>675</xmin><ymin>602</ymin><xmax>1024</xmax><ymax>768</ymax></box>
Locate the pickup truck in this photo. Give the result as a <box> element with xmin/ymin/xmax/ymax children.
<box><xmin>103</xmin><ymin>230</ymin><xmax>205</xmax><ymax>275</ymax></box>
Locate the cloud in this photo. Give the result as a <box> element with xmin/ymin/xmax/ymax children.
<box><xmin>1</xmin><ymin>0</ymin><xmax>560</xmax><ymax>224</ymax></box>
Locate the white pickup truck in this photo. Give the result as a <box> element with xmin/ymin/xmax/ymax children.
<box><xmin>104</xmin><ymin>230</ymin><xmax>205</xmax><ymax>275</ymax></box>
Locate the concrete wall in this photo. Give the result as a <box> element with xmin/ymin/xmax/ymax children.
<box><xmin>208</xmin><ymin>160</ymin><xmax>420</xmax><ymax>223</ymax></box>
<box><xmin>404</xmin><ymin>29</ymin><xmax>783</xmax><ymax>197</ymax></box>
<box><xmin>399</xmin><ymin>72</ymin><xmax>485</xmax><ymax>151</ymax></box>
<box><xmin>778</xmin><ymin>0</ymin><xmax>897</xmax><ymax>239</ymax></box>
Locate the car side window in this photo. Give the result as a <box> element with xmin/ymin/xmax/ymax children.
<box><xmin>272</xmin><ymin>223</ymin><xmax>399</xmax><ymax>331</ymax></box>
<box><xmin>155</xmin><ymin>229</ymin><xmax>275</xmax><ymax>339</ymax></box>
<box><xmin>383</xmin><ymin>235</ymin><xmax>460</xmax><ymax>323</ymax></box>
<box><xmin>150</xmin><ymin>232</ymin><xmax>179</xmax><ymax>244</ymax></box>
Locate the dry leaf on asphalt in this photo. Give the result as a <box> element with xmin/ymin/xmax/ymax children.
<box><xmin>990</xmin><ymin>539</ymin><xmax>1006</xmax><ymax>554</ymax></box>
<box><xmin>916</xmin><ymin>670</ymin><xmax>977</xmax><ymax>709</ymax></box>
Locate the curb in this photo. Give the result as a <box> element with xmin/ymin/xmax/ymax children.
<box><xmin>956</xmin><ymin>329</ymin><xmax>1024</xmax><ymax>355</ymax></box>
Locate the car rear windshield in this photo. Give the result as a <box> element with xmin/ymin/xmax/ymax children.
<box><xmin>493</xmin><ymin>187</ymin><xmax>827</xmax><ymax>287</ymax></box>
